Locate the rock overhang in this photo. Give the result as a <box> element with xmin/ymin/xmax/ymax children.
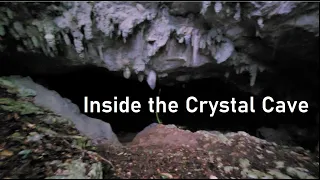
<box><xmin>0</xmin><ymin>2</ymin><xmax>318</xmax><ymax>104</ymax></box>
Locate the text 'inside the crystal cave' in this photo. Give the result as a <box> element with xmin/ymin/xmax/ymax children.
<box><xmin>84</xmin><ymin>96</ymin><xmax>309</xmax><ymax>117</ymax></box>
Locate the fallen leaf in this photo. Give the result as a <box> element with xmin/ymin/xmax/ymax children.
<box><xmin>65</xmin><ymin>153</ymin><xmax>72</xmax><ymax>158</ymax></box>
<box><xmin>18</xmin><ymin>149</ymin><xmax>32</xmax><ymax>155</ymax></box>
<box><xmin>71</xmin><ymin>135</ymin><xmax>85</xmax><ymax>139</ymax></box>
<box><xmin>0</xmin><ymin>142</ymin><xmax>5</xmax><ymax>151</ymax></box>
<box><xmin>5</xmin><ymin>114</ymin><xmax>12</xmax><ymax>121</ymax></box>
<box><xmin>0</xmin><ymin>150</ymin><xmax>14</xmax><ymax>157</ymax></box>
<box><xmin>65</xmin><ymin>159</ymin><xmax>72</xmax><ymax>163</ymax></box>
<box><xmin>26</xmin><ymin>123</ymin><xmax>36</xmax><ymax>129</ymax></box>
<box><xmin>70</xmin><ymin>130</ymin><xmax>78</xmax><ymax>135</ymax></box>
<box><xmin>18</xmin><ymin>149</ymin><xmax>32</xmax><ymax>159</ymax></box>
<box><xmin>13</xmin><ymin>113</ymin><xmax>20</xmax><ymax>120</ymax></box>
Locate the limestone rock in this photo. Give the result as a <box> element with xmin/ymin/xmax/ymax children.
<box><xmin>0</xmin><ymin>2</ymin><xmax>318</xmax><ymax>103</ymax></box>
<box><xmin>3</xmin><ymin>76</ymin><xmax>120</xmax><ymax>145</ymax></box>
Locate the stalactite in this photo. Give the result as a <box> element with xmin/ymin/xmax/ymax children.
<box><xmin>191</xmin><ymin>29</ymin><xmax>200</xmax><ymax>66</ymax></box>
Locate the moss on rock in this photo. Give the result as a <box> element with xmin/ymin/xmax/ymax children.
<box><xmin>0</xmin><ymin>77</ymin><xmax>37</xmax><ymax>97</ymax></box>
<box><xmin>0</xmin><ymin>97</ymin><xmax>44</xmax><ymax>115</ymax></box>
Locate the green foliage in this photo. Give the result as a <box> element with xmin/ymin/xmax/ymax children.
<box><xmin>155</xmin><ymin>111</ymin><xmax>162</xmax><ymax>124</ymax></box>
<box><xmin>0</xmin><ymin>77</ymin><xmax>37</xmax><ymax>97</ymax></box>
<box><xmin>18</xmin><ymin>149</ymin><xmax>33</xmax><ymax>159</ymax></box>
<box><xmin>155</xmin><ymin>88</ymin><xmax>162</xmax><ymax>124</ymax></box>
<box><xmin>0</xmin><ymin>98</ymin><xmax>44</xmax><ymax>115</ymax></box>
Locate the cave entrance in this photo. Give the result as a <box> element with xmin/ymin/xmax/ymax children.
<box><xmin>25</xmin><ymin>65</ymin><xmax>267</xmax><ymax>141</ymax></box>
<box><xmin>1</xmin><ymin>62</ymin><xmax>318</xmax><ymax>150</ymax></box>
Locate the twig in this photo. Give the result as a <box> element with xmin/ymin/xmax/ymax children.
<box><xmin>85</xmin><ymin>150</ymin><xmax>115</xmax><ymax>169</ymax></box>
<box><xmin>41</xmin><ymin>132</ymin><xmax>114</xmax><ymax>168</ymax></box>
<box><xmin>62</xmin><ymin>139</ymin><xmax>114</xmax><ymax>169</ymax></box>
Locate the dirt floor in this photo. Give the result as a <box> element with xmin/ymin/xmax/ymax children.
<box><xmin>1</xmin><ymin>84</ymin><xmax>319</xmax><ymax>179</ymax></box>
<box><xmin>97</xmin><ymin>125</ymin><xmax>319</xmax><ymax>179</ymax></box>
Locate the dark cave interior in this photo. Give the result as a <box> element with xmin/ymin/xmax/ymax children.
<box><xmin>0</xmin><ymin>53</ymin><xmax>319</xmax><ymax>150</ymax></box>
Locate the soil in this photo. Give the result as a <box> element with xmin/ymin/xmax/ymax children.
<box><xmin>97</xmin><ymin>125</ymin><xmax>319</xmax><ymax>179</ymax></box>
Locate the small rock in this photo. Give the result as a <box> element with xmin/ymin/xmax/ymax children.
<box><xmin>26</xmin><ymin>123</ymin><xmax>36</xmax><ymax>129</ymax></box>
<box><xmin>247</xmin><ymin>172</ymin><xmax>258</xmax><ymax>179</ymax></box>
<box><xmin>257</xmin><ymin>154</ymin><xmax>264</xmax><ymax>159</ymax></box>
<box><xmin>266</xmin><ymin>150</ymin><xmax>274</xmax><ymax>154</ymax></box>
<box><xmin>239</xmin><ymin>158</ymin><xmax>250</xmax><ymax>169</ymax></box>
<box><xmin>136</xmin><ymin>3</ymin><xmax>145</xmax><ymax>12</ymax></box>
<box><xmin>217</xmin><ymin>162</ymin><xmax>223</xmax><ymax>168</ymax></box>
<box><xmin>294</xmin><ymin>167</ymin><xmax>309</xmax><ymax>173</ymax></box>
<box><xmin>295</xmin><ymin>146</ymin><xmax>305</xmax><ymax>151</ymax></box>
<box><xmin>237</xmin><ymin>131</ymin><xmax>247</xmax><ymax>136</ymax></box>
<box><xmin>240</xmin><ymin>168</ymin><xmax>250</xmax><ymax>178</ymax></box>
<box><xmin>26</xmin><ymin>132</ymin><xmax>43</xmax><ymax>142</ymax></box>
<box><xmin>210</xmin><ymin>175</ymin><xmax>218</xmax><ymax>179</ymax></box>
<box><xmin>274</xmin><ymin>161</ymin><xmax>285</xmax><ymax>169</ymax></box>
<box><xmin>47</xmin><ymin>160</ymin><xmax>62</xmax><ymax>166</ymax></box>
<box><xmin>251</xmin><ymin>169</ymin><xmax>274</xmax><ymax>179</ymax></box>
<box><xmin>261</xmin><ymin>174</ymin><xmax>274</xmax><ymax>179</ymax></box>
<box><xmin>268</xmin><ymin>169</ymin><xmax>292</xmax><ymax>179</ymax></box>
<box><xmin>44</xmin><ymin>34</ymin><xmax>54</xmax><ymax>40</ymax></box>
<box><xmin>224</xmin><ymin>166</ymin><xmax>237</xmax><ymax>174</ymax></box>
<box><xmin>166</xmin><ymin>124</ymin><xmax>177</xmax><ymax>129</ymax></box>
<box><xmin>203</xmin><ymin>143</ymin><xmax>210</xmax><ymax>149</ymax></box>
<box><xmin>286</xmin><ymin>167</ymin><xmax>316</xmax><ymax>179</ymax></box>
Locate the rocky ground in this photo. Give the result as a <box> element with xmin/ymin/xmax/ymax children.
<box><xmin>0</xmin><ymin>81</ymin><xmax>114</xmax><ymax>179</ymax></box>
<box><xmin>1</xmin><ymin>77</ymin><xmax>319</xmax><ymax>179</ymax></box>
<box><xmin>98</xmin><ymin>125</ymin><xmax>319</xmax><ymax>179</ymax></box>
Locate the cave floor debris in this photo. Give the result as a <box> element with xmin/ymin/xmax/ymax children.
<box><xmin>97</xmin><ymin>125</ymin><xmax>319</xmax><ymax>179</ymax></box>
<box><xmin>1</xmin><ymin>83</ymin><xmax>319</xmax><ymax>179</ymax></box>
<box><xmin>0</xmin><ymin>85</ymin><xmax>114</xmax><ymax>179</ymax></box>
